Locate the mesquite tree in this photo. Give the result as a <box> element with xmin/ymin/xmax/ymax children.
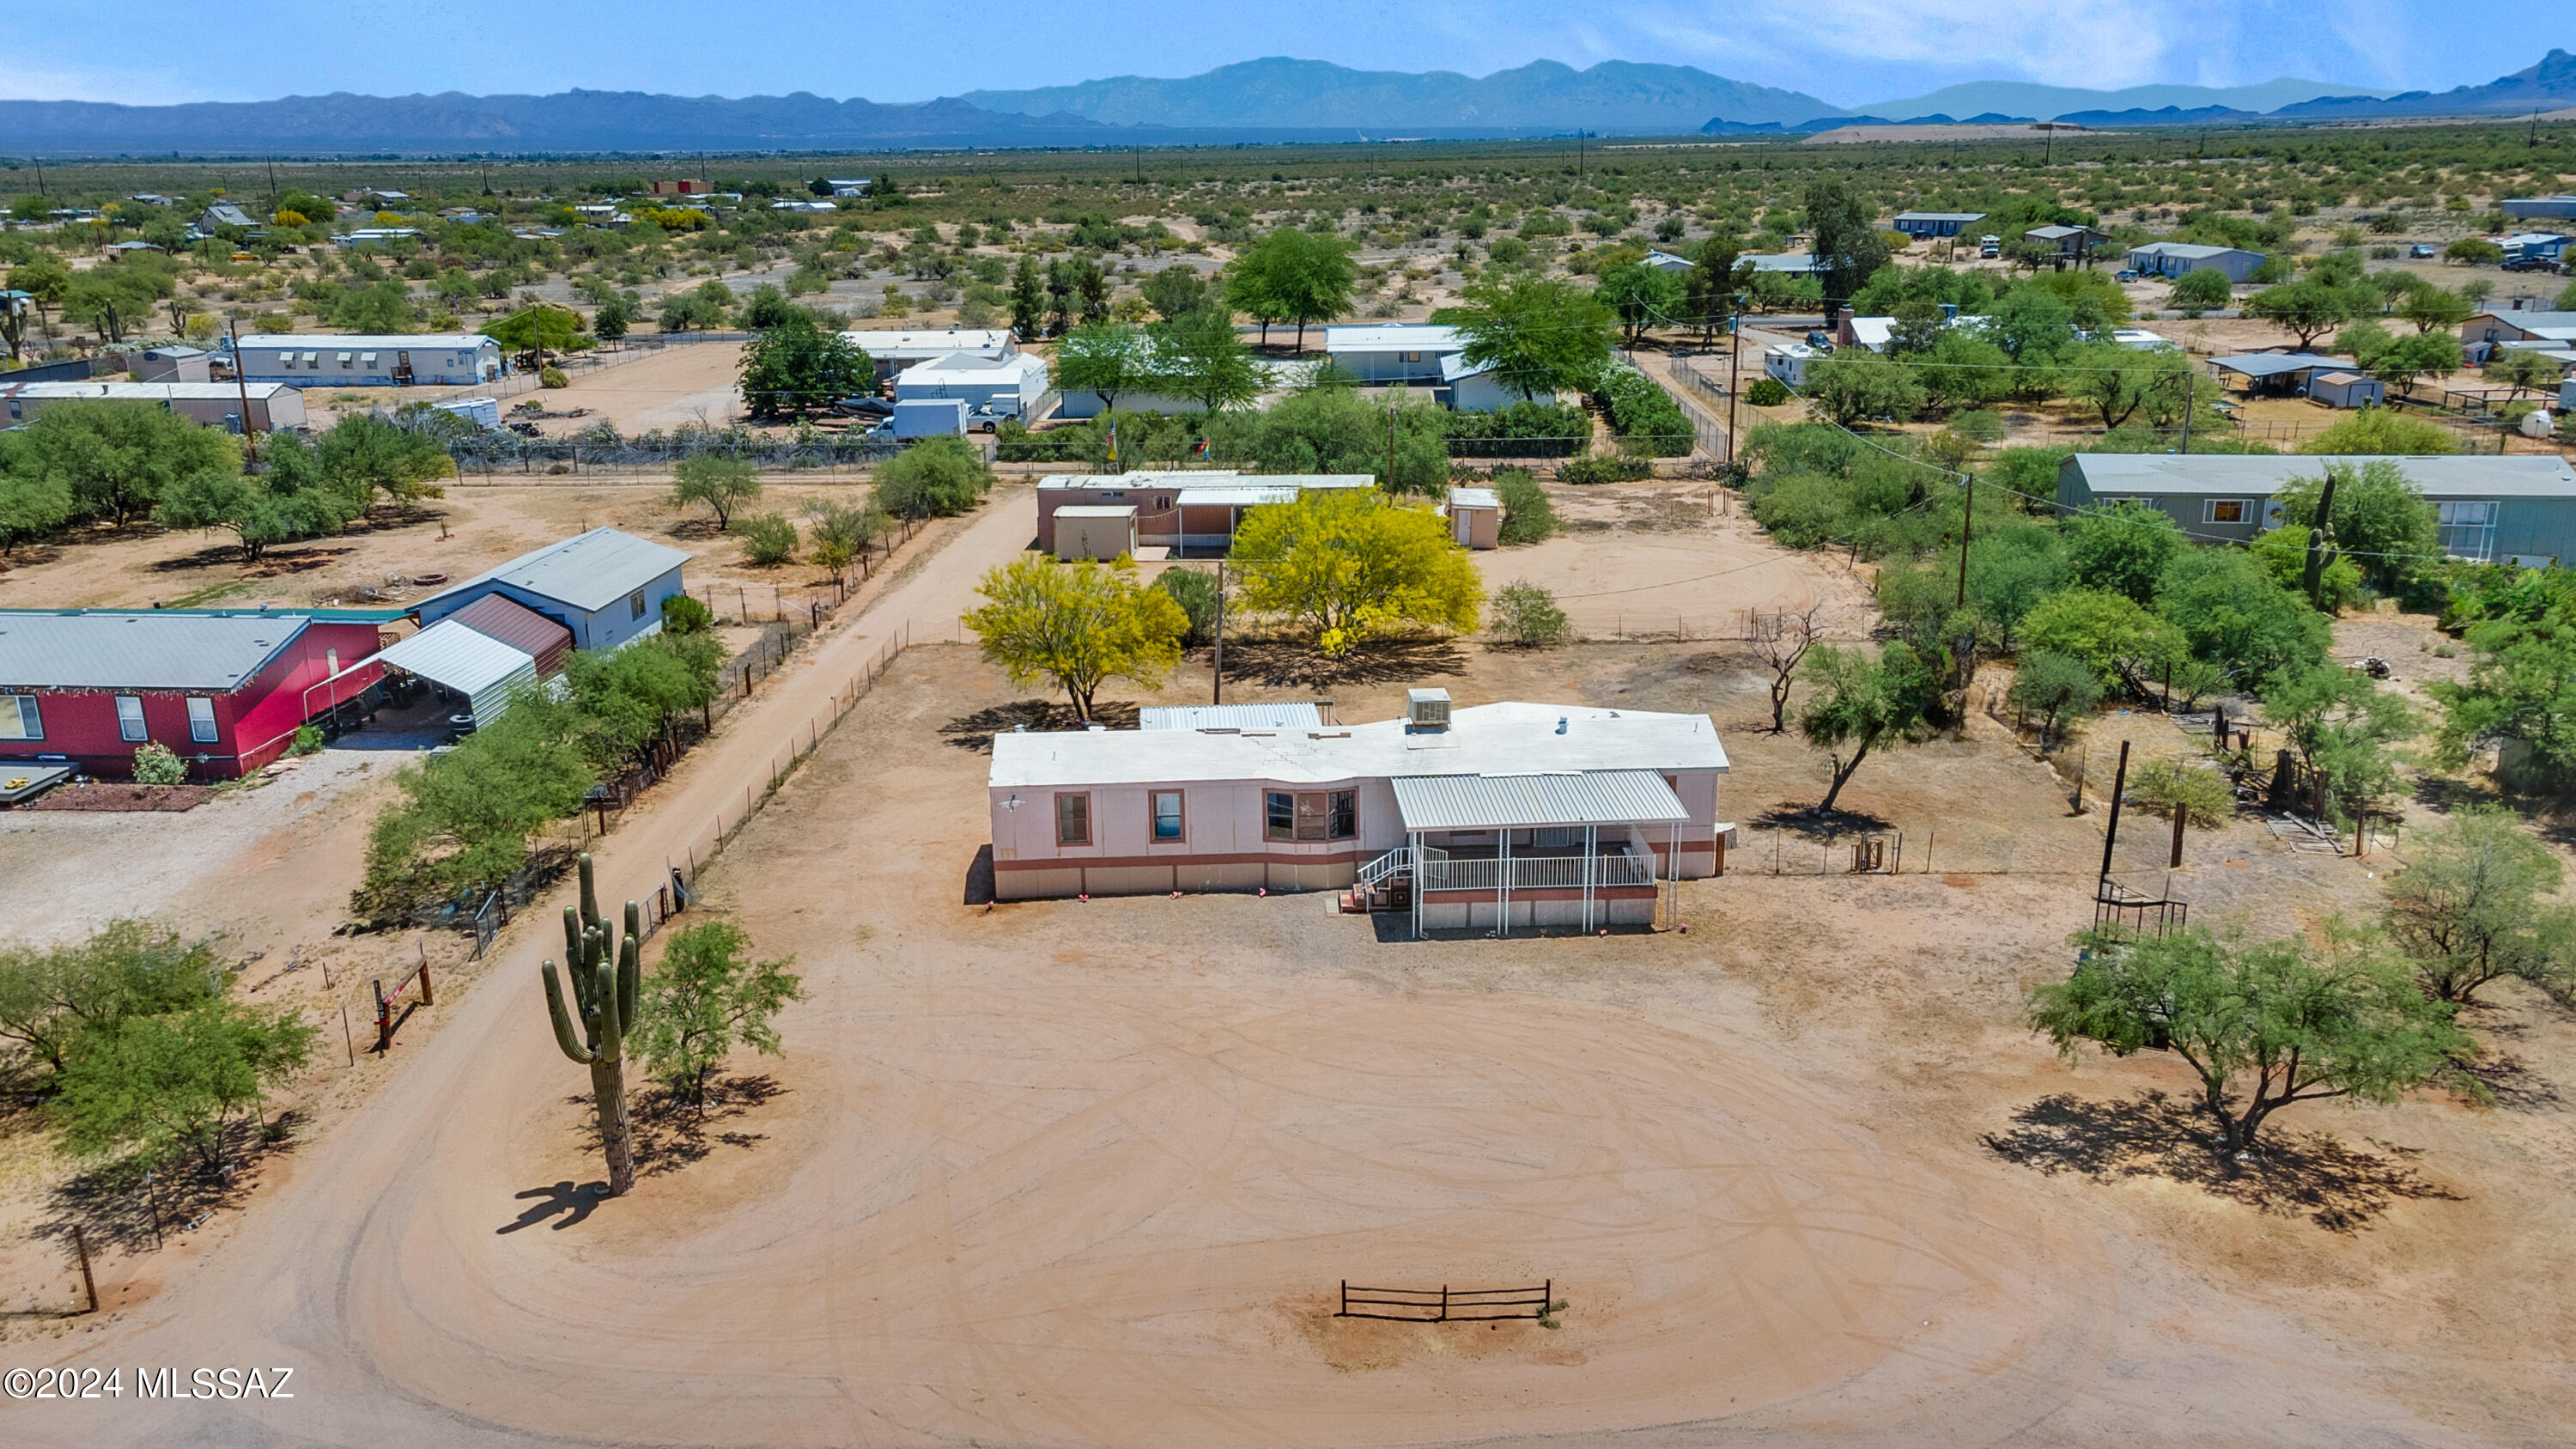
<box><xmin>541</xmin><ymin>855</ymin><xmax>641</xmax><ymax>1196</ymax></box>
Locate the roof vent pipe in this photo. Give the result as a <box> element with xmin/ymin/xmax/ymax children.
<box><xmin>1557</xmin><ymin>716</ymin><xmax>1568</xmax><ymax>734</ymax></box>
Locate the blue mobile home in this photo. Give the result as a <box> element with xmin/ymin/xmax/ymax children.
<box><xmin>2057</xmin><ymin>454</ymin><xmax>2576</xmax><ymax>566</ymax></box>
<box><xmin>415</xmin><ymin>527</ymin><xmax>690</xmax><ymax>651</ymax></box>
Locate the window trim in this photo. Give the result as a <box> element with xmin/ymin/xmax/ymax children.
<box><xmin>115</xmin><ymin>695</ymin><xmax>148</xmax><ymax>743</ymax></box>
<box><xmin>0</xmin><ymin>694</ymin><xmax>39</xmax><ymax>742</ymax></box>
<box><xmin>186</xmin><ymin>696</ymin><xmax>218</xmax><ymax>744</ymax></box>
<box><xmin>1265</xmin><ymin>790</ymin><xmax>1297</xmax><ymax>842</ymax></box>
<box><xmin>1054</xmin><ymin>791</ymin><xmax>1091</xmax><ymax>848</ymax></box>
<box><xmin>1150</xmin><ymin>789</ymin><xmax>1187</xmax><ymax>844</ymax></box>
<box><xmin>630</xmin><ymin>590</ymin><xmax>647</xmax><ymax>620</ymax></box>
<box><xmin>2203</xmin><ymin>498</ymin><xmax>2251</xmax><ymax>525</ymax></box>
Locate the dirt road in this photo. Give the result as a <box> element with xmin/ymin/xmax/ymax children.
<box><xmin>3</xmin><ymin>490</ymin><xmax>1031</xmax><ymax>1447</ymax></box>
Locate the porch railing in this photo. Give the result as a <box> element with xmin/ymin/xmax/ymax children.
<box><xmin>1418</xmin><ymin>850</ymin><xmax>1655</xmax><ymax>892</ymax></box>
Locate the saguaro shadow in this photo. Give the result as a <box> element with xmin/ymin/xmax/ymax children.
<box><xmin>498</xmin><ymin>1180</ymin><xmax>607</xmax><ymax>1233</ymax></box>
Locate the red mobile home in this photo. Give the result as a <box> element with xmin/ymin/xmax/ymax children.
<box><xmin>0</xmin><ymin>611</ymin><xmax>386</xmax><ymax>780</ymax></box>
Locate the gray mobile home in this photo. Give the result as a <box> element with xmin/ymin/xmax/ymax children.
<box><xmin>2057</xmin><ymin>453</ymin><xmax>2576</xmax><ymax>566</ymax></box>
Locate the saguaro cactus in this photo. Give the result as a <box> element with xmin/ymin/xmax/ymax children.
<box><xmin>541</xmin><ymin>853</ymin><xmax>643</xmax><ymax>1196</ymax></box>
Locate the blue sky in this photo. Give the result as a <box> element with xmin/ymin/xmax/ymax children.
<box><xmin>5</xmin><ymin>0</ymin><xmax>2530</xmax><ymax>107</ymax></box>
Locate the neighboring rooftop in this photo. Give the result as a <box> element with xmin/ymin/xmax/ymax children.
<box><xmin>843</xmin><ymin>328</ymin><xmax>1014</xmax><ymax>356</ymax></box>
<box><xmin>991</xmin><ymin>701</ymin><xmax>1728</xmax><ymax>789</ymax></box>
<box><xmin>1139</xmin><ymin>703</ymin><xmax>1325</xmax><ymax>731</ymax></box>
<box><xmin>0</xmin><ymin>381</ymin><xmax>300</xmax><ymax>401</ymax></box>
<box><xmin>234</xmin><ymin>332</ymin><xmax>495</xmax><ymax>350</ymax></box>
<box><xmin>2129</xmin><ymin>240</ymin><xmax>2262</xmax><ymax>258</ymax></box>
<box><xmin>0</xmin><ymin>611</ymin><xmax>311</xmax><ymax>691</ymax></box>
<box><xmin>1323</xmin><ymin>323</ymin><xmax>1465</xmax><ymax>352</ymax></box>
<box><xmin>423</xmin><ymin>527</ymin><xmax>690</xmax><ymax>614</ymax></box>
<box><xmin>2206</xmin><ymin>351</ymin><xmax>2345</xmax><ymax>378</ymax></box>
<box><xmin>2064</xmin><ymin>453</ymin><xmax>2576</xmax><ymax>499</ymax></box>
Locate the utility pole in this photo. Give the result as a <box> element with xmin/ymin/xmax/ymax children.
<box><xmin>265</xmin><ymin>156</ymin><xmax>279</xmax><ymax>217</ymax></box>
<box><xmin>1724</xmin><ymin>307</ymin><xmax>1741</xmax><ymax>472</ymax></box>
<box><xmin>1577</xmin><ymin>130</ymin><xmax>1586</xmax><ymax>184</ymax></box>
<box><xmin>229</xmin><ymin>317</ymin><xmax>258</xmax><ymax>462</ymax></box>
<box><xmin>2098</xmin><ymin>740</ymin><xmax>2132</xmax><ymax>882</ymax></box>
<box><xmin>1953</xmin><ymin>470</ymin><xmax>1974</xmax><ymax>609</ymax></box>
<box><xmin>1212</xmin><ymin>563</ymin><xmax>1224</xmax><ymax>704</ymax></box>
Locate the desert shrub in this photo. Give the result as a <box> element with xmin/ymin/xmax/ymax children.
<box><xmin>1492</xmin><ymin>468</ymin><xmax>1556</xmax><ymax>544</ymax></box>
<box><xmin>131</xmin><ymin>741</ymin><xmax>187</xmax><ymax>785</ymax></box>
<box><xmin>1748</xmin><ymin>472</ymin><xmax>1850</xmax><ymax>548</ymax></box>
<box><xmin>660</xmin><ymin>593</ymin><xmax>714</xmax><ymax>635</ymax></box>
<box><xmin>1558</xmin><ymin>452</ymin><xmax>1653</xmax><ymax>484</ymax></box>
<box><xmin>1746</xmin><ymin>376</ymin><xmax>1790</xmax><ymax>407</ymax></box>
<box><xmin>1151</xmin><ymin>566</ymin><xmax>1224</xmax><ymax>647</ymax></box>
<box><xmin>538</xmin><ymin>365</ymin><xmax>570</xmax><ymax>389</ymax></box>
<box><xmin>2125</xmin><ymin>758</ymin><xmax>2234</xmax><ymax>826</ymax></box>
<box><xmin>874</xmin><ymin>435</ymin><xmax>993</xmax><ymax>517</ymax></box>
<box><xmin>736</xmin><ymin>512</ymin><xmax>798</xmax><ymax>565</ymax></box>
<box><xmin>2004</xmin><ymin>649</ymin><xmax>2100</xmax><ymax>743</ymax></box>
<box><xmin>290</xmin><ymin>724</ymin><xmax>325</xmax><ymax>756</ymax></box>
<box><xmin>1488</xmin><ymin>581</ymin><xmax>1571</xmax><ymax>645</ymax></box>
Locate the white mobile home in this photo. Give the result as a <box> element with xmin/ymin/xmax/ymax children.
<box><xmin>233</xmin><ymin>333</ymin><xmax>501</xmax><ymax>387</ymax></box>
<box><xmin>1324</xmin><ymin>324</ymin><xmax>1465</xmax><ymax>384</ymax></box>
<box><xmin>987</xmin><ymin>692</ymin><xmax>1731</xmax><ymax>933</ymax></box>
<box><xmin>2125</xmin><ymin>242</ymin><xmax>2267</xmax><ymax>283</ymax></box>
<box><xmin>0</xmin><ymin>380</ymin><xmax>307</xmax><ymax>432</ymax></box>
<box><xmin>846</xmin><ymin>327</ymin><xmax>1016</xmax><ymax>381</ymax></box>
<box><xmin>892</xmin><ymin>351</ymin><xmax>1051</xmax><ymax>422</ymax></box>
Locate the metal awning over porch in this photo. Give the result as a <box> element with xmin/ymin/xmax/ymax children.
<box><xmin>1391</xmin><ymin>770</ymin><xmax>1687</xmax><ymax>832</ymax></box>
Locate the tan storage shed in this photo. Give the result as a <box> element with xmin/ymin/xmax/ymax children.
<box><xmin>1447</xmin><ymin>486</ymin><xmax>1500</xmax><ymax>550</ymax></box>
<box><xmin>1054</xmin><ymin>505</ymin><xmax>1139</xmax><ymax>561</ymax></box>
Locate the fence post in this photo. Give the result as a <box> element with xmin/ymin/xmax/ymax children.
<box><xmin>72</xmin><ymin>1224</ymin><xmax>98</xmax><ymax>1313</ymax></box>
<box><xmin>1439</xmin><ymin>1284</ymin><xmax>1449</xmax><ymax>1323</ymax></box>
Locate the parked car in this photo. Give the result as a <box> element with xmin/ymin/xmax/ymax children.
<box><xmin>2410</xmin><ymin>243</ymin><xmax>2437</xmax><ymax>258</ymax></box>
<box><xmin>835</xmin><ymin>395</ymin><xmax>895</xmax><ymax>417</ymax></box>
<box><xmin>1978</xmin><ymin>234</ymin><xmax>2002</xmax><ymax>258</ymax></box>
<box><xmin>2502</xmin><ymin>256</ymin><xmax>2561</xmax><ymax>273</ymax></box>
<box><xmin>2115</xmin><ymin>268</ymin><xmax>2142</xmax><ymax>283</ymax></box>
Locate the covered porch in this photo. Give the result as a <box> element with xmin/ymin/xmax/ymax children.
<box><xmin>1358</xmin><ymin>771</ymin><xmax>1691</xmax><ymax>937</ymax></box>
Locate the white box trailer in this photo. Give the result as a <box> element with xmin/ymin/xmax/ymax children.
<box><xmin>893</xmin><ymin>399</ymin><xmax>967</xmax><ymax>439</ymax></box>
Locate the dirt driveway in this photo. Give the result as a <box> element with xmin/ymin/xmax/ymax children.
<box><xmin>14</xmin><ymin>632</ymin><xmax>2570</xmax><ymax>1446</ymax></box>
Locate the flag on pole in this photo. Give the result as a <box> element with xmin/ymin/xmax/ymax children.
<box><xmin>1106</xmin><ymin>423</ymin><xmax>1118</xmax><ymax>465</ymax></box>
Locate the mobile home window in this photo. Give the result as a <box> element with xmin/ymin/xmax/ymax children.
<box><xmin>2203</xmin><ymin>499</ymin><xmax>2251</xmax><ymax>524</ymax></box>
<box><xmin>629</xmin><ymin>590</ymin><xmax>647</xmax><ymax>619</ymax></box>
<box><xmin>1151</xmin><ymin>790</ymin><xmax>1184</xmax><ymax>842</ymax></box>
<box><xmin>0</xmin><ymin>695</ymin><xmax>39</xmax><ymax>740</ymax></box>
<box><xmin>116</xmin><ymin>696</ymin><xmax>147</xmax><ymax>741</ymax></box>
<box><xmin>186</xmin><ymin>697</ymin><xmax>217</xmax><ymax>743</ymax></box>
<box><xmin>1054</xmin><ymin>793</ymin><xmax>1091</xmax><ymax>847</ymax></box>
<box><xmin>1269</xmin><ymin>790</ymin><xmax>1353</xmax><ymax>842</ymax></box>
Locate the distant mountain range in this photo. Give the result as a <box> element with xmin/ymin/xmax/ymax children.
<box><xmin>961</xmin><ymin>58</ymin><xmax>1834</xmax><ymax>133</ymax></box>
<box><xmin>3</xmin><ymin>52</ymin><xmax>2572</xmax><ymax>157</ymax></box>
<box><xmin>1707</xmin><ymin>50</ymin><xmax>2576</xmax><ymax>135</ymax></box>
<box><xmin>1847</xmin><ymin>77</ymin><xmax>2393</xmax><ymax>123</ymax></box>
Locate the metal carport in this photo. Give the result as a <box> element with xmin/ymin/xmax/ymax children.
<box><xmin>369</xmin><ymin>620</ymin><xmax>539</xmax><ymax>730</ymax></box>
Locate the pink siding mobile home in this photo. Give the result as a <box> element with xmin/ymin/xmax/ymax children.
<box><xmin>988</xmin><ymin>692</ymin><xmax>1730</xmax><ymax>935</ymax></box>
